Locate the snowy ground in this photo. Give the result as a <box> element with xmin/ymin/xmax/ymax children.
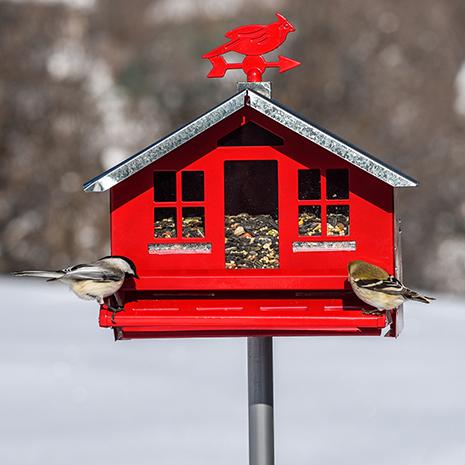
<box><xmin>1</xmin><ymin>277</ymin><xmax>464</xmax><ymax>465</ymax></box>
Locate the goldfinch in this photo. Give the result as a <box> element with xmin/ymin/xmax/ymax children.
<box><xmin>348</xmin><ymin>260</ymin><xmax>434</xmax><ymax>312</ymax></box>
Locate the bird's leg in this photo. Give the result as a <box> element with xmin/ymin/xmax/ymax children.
<box><xmin>114</xmin><ymin>292</ymin><xmax>123</xmax><ymax>309</ymax></box>
<box><xmin>108</xmin><ymin>293</ymin><xmax>124</xmax><ymax>324</ymax></box>
<box><xmin>362</xmin><ymin>308</ymin><xmax>384</xmax><ymax>316</ymax></box>
<box><xmin>106</xmin><ymin>305</ymin><xmax>124</xmax><ymax>324</ymax></box>
<box><xmin>385</xmin><ymin>310</ymin><xmax>393</xmax><ymax>326</ymax></box>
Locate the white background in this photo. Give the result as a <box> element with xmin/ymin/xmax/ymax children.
<box><xmin>1</xmin><ymin>278</ymin><xmax>464</xmax><ymax>464</ymax></box>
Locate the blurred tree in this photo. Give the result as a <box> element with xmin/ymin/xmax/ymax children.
<box><xmin>2</xmin><ymin>0</ymin><xmax>465</xmax><ymax>294</ymax></box>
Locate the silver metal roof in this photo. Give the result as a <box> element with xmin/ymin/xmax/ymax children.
<box><xmin>83</xmin><ymin>89</ymin><xmax>418</xmax><ymax>192</ymax></box>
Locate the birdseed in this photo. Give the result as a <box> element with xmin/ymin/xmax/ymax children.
<box><xmin>154</xmin><ymin>216</ymin><xmax>176</xmax><ymax>238</ymax></box>
<box><xmin>225</xmin><ymin>213</ymin><xmax>279</xmax><ymax>269</ymax></box>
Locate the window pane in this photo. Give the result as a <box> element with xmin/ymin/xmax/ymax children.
<box><xmin>298</xmin><ymin>169</ymin><xmax>320</xmax><ymax>200</ymax></box>
<box><xmin>298</xmin><ymin>206</ymin><xmax>321</xmax><ymax>236</ymax></box>
<box><xmin>326</xmin><ymin>169</ymin><xmax>349</xmax><ymax>199</ymax></box>
<box><xmin>182</xmin><ymin>171</ymin><xmax>204</xmax><ymax>201</ymax></box>
<box><xmin>224</xmin><ymin>160</ymin><xmax>279</xmax><ymax>269</ymax></box>
<box><xmin>154</xmin><ymin>171</ymin><xmax>176</xmax><ymax>202</ymax></box>
<box><xmin>327</xmin><ymin>205</ymin><xmax>350</xmax><ymax>236</ymax></box>
<box><xmin>182</xmin><ymin>207</ymin><xmax>205</xmax><ymax>238</ymax></box>
<box><xmin>154</xmin><ymin>207</ymin><xmax>177</xmax><ymax>238</ymax></box>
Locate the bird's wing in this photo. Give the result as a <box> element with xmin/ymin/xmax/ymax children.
<box><xmin>225</xmin><ymin>24</ymin><xmax>266</xmax><ymax>40</ymax></box>
<box><xmin>355</xmin><ymin>276</ymin><xmax>405</xmax><ymax>295</ymax></box>
<box><xmin>203</xmin><ymin>24</ymin><xmax>270</xmax><ymax>58</ymax></box>
<box><xmin>64</xmin><ymin>266</ymin><xmax>123</xmax><ymax>282</ymax></box>
<box><xmin>63</xmin><ymin>263</ymin><xmax>90</xmax><ymax>273</ymax></box>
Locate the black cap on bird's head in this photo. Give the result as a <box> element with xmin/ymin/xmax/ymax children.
<box><xmin>123</xmin><ymin>257</ymin><xmax>139</xmax><ymax>278</ymax></box>
<box><xmin>101</xmin><ymin>255</ymin><xmax>139</xmax><ymax>278</ymax></box>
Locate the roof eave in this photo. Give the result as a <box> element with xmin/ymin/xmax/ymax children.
<box><xmin>83</xmin><ymin>89</ymin><xmax>418</xmax><ymax>192</ymax></box>
<box><xmin>245</xmin><ymin>91</ymin><xmax>418</xmax><ymax>188</ymax></box>
<box><xmin>83</xmin><ymin>90</ymin><xmax>248</xmax><ymax>193</ymax></box>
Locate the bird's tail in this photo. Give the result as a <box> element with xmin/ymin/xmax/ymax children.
<box><xmin>202</xmin><ymin>45</ymin><xmax>227</xmax><ymax>59</ymax></box>
<box><xmin>403</xmin><ymin>288</ymin><xmax>435</xmax><ymax>304</ymax></box>
<box><xmin>11</xmin><ymin>270</ymin><xmax>65</xmax><ymax>281</ymax></box>
<box><xmin>202</xmin><ymin>39</ymin><xmax>238</xmax><ymax>59</ymax></box>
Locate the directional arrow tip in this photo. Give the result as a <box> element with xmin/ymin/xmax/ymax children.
<box><xmin>277</xmin><ymin>55</ymin><xmax>301</xmax><ymax>73</ymax></box>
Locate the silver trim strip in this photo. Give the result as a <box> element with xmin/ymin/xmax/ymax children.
<box><xmin>247</xmin><ymin>92</ymin><xmax>417</xmax><ymax>188</ymax></box>
<box><xmin>292</xmin><ymin>241</ymin><xmax>356</xmax><ymax>252</ymax></box>
<box><xmin>148</xmin><ymin>243</ymin><xmax>212</xmax><ymax>254</ymax></box>
<box><xmin>83</xmin><ymin>92</ymin><xmax>247</xmax><ymax>192</ymax></box>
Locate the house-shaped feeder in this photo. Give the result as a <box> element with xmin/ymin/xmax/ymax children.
<box><xmin>83</xmin><ymin>82</ymin><xmax>417</xmax><ymax>340</ymax></box>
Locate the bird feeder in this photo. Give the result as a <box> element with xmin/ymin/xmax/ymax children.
<box><xmin>83</xmin><ymin>15</ymin><xmax>417</xmax><ymax>340</ymax></box>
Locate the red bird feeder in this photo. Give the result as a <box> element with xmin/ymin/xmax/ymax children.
<box><xmin>83</xmin><ymin>15</ymin><xmax>417</xmax><ymax>341</ymax></box>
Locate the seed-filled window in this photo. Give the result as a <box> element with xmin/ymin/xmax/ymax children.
<box><xmin>153</xmin><ymin>170</ymin><xmax>206</xmax><ymax>240</ymax></box>
<box><xmin>298</xmin><ymin>206</ymin><xmax>321</xmax><ymax>236</ymax></box>
<box><xmin>327</xmin><ymin>205</ymin><xmax>350</xmax><ymax>236</ymax></box>
<box><xmin>154</xmin><ymin>207</ymin><xmax>177</xmax><ymax>238</ymax></box>
<box><xmin>224</xmin><ymin>160</ymin><xmax>279</xmax><ymax>269</ymax></box>
<box><xmin>297</xmin><ymin>168</ymin><xmax>350</xmax><ymax>238</ymax></box>
<box><xmin>182</xmin><ymin>207</ymin><xmax>205</xmax><ymax>238</ymax></box>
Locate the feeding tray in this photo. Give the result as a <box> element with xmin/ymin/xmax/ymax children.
<box><xmin>99</xmin><ymin>290</ymin><xmax>396</xmax><ymax>340</ymax></box>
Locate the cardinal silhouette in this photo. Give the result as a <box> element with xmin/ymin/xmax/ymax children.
<box><xmin>203</xmin><ymin>13</ymin><xmax>296</xmax><ymax>58</ymax></box>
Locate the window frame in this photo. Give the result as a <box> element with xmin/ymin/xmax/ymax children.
<box><xmin>297</xmin><ymin>168</ymin><xmax>351</xmax><ymax>240</ymax></box>
<box><xmin>153</xmin><ymin>170</ymin><xmax>207</xmax><ymax>242</ymax></box>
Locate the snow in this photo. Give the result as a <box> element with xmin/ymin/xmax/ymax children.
<box><xmin>1</xmin><ymin>277</ymin><xmax>464</xmax><ymax>465</ymax></box>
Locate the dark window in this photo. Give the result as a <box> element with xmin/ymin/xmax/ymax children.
<box><xmin>327</xmin><ymin>205</ymin><xmax>350</xmax><ymax>236</ymax></box>
<box><xmin>182</xmin><ymin>171</ymin><xmax>204</xmax><ymax>201</ymax></box>
<box><xmin>154</xmin><ymin>171</ymin><xmax>176</xmax><ymax>202</ymax></box>
<box><xmin>182</xmin><ymin>207</ymin><xmax>205</xmax><ymax>238</ymax></box>
<box><xmin>218</xmin><ymin>122</ymin><xmax>284</xmax><ymax>146</ymax></box>
<box><xmin>154</xmin><ymin>207</ymin><xmax>177</xmax><ymax>238</ymax></box>
<box><xmin>326</xmin><ymin>169</ymin><xmax>349</xmax><ymax>199</ymax></box>
<box><xmin>298</xmin><ymin>206</ymin><xmax>322</xmax><ymax>236</ymax></box>
<box><xmin>298</xmin><ymin>169</ymin><xmax>321</xmax><ymax>200</ymax></box>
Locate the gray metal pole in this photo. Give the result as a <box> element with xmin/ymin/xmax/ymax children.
<box><xmin>247</xmin><ymin>337</ymin><xmax>274</xmax><ymax>465</ymax></box>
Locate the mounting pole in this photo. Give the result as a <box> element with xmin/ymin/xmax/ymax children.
<box><xmin>238</xmin><ymin>80</ymin><xmax>275</xmax><ymax>465</ymax></box>
<box><xmin>247</xmin><ymin>337</ymin><xmax>274</xmax><ymax>465</ymax></box>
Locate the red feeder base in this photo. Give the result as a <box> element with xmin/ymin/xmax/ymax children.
<box><xmin>100</xmin><ymin>291</ymin><xmax>391</xmax><ymax>340</ymax></box>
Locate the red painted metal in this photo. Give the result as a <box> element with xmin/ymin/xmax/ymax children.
<box><xmin>100</xmin><ymin>293</ymin><xmax>386</xmax><ymax>340</ymax></box>
<box><xmin>202</xmin><ymin>13</ymin><xmax>300</xmax><ymax>81</ymax></box>
<box><xmin>104</xmin><ymin>104</ymin><xmax>398</xmax><ymax>338</ymax></box>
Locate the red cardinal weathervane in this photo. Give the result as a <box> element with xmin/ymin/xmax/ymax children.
<box><xmin>202</xmin><ymin>13</ymin><xmax>300</xmax><ymax>82</ymax></box>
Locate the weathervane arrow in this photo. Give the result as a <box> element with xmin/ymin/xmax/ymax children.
<box><xmin>202</xmin><ymin>12</ymin><xmax>301</xmax><ymax>82</ymax></box>
<box><xmin>272</xmin><ymin>55</ymin><xmax>301</xmax><ymax>73</ymax></box>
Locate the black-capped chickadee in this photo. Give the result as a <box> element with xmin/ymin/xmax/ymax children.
<box><xmin>12</xmin><ymin>256</ymin><xmax>138</xmax><ymax>321</ymax></box>
<box><xmin>348</xmin><ymin>260</ymin><xmax>435</xmax><ymax>313</ymax></box>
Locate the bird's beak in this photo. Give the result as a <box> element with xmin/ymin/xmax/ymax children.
<box><xmin>133</xmin><ymin>273</ymin><xmax>139</xmax><ymax>279</ymax></box>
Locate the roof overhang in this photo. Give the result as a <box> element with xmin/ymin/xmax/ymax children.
<box><xmin>83</xmin><ymin>89</ymin><xmax>418</xmax><ymax>192</ymax></box>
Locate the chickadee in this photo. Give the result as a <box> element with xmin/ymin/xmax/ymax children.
<box><xmin>348</xmin><ymin>260</ymin><xmax>435</xmax><ymax>313</ymax></box>
<box><xmin>12</xmin><ymin>256</ymin><xmax>138</xmax><ymax>321</ymax></box>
